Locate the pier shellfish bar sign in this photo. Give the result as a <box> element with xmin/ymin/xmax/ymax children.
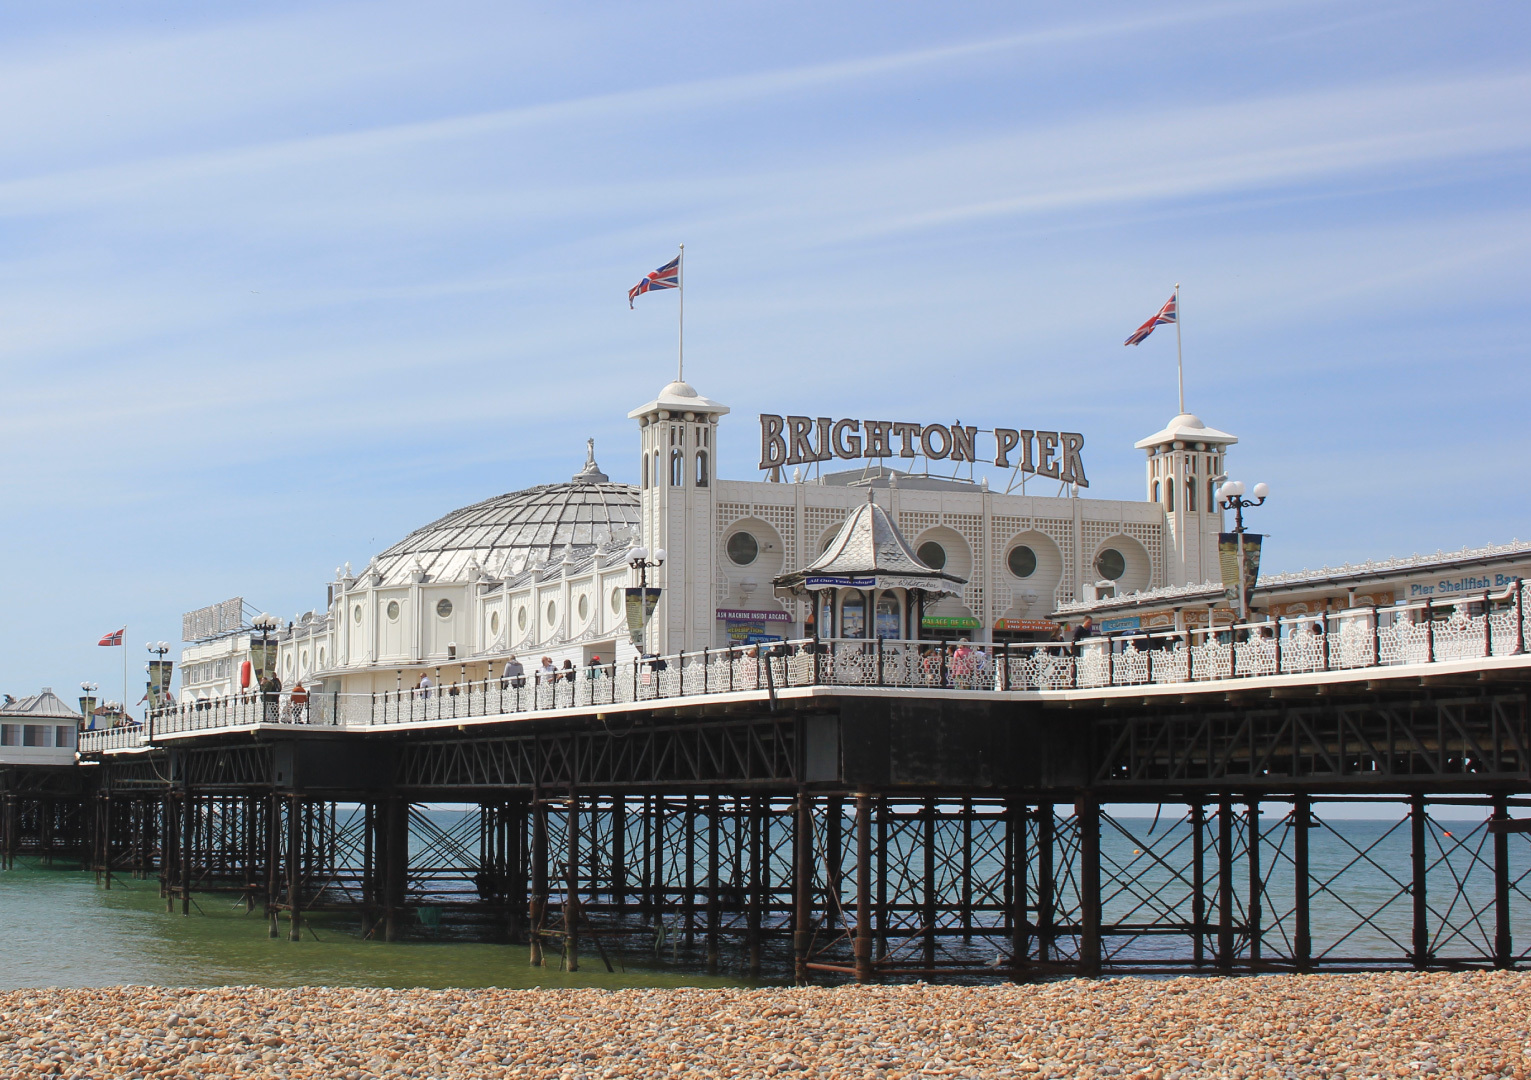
<box><xmin>758</xmin><ymin>414</ymin><xmax>1088</xmax><ymax>486</ymax></box>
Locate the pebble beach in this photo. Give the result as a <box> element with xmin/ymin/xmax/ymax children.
<box><xmin>2</xmin><ymin>973</ymin><xmax>1527</xmax><ymax>1079</ymax></box>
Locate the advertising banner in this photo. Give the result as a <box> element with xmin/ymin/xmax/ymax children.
<box><xmin>1218</xmin><ymin>532</ymin><xmax>1263</xmax><ymax>607</ymax></box>
<box><xmin>993</xmin><ymin>618</ymin><xmax>1060</xmax><ymax>633</ymax></box>
<box><xmin>723</xmin><ymin>619</ymin><xmax>784</xmax><ymax>646</ymax></box>
<box><xmin>625</xmin><ymin>587</ymin><xmax>661</xmax><ymax>648</ymax></box>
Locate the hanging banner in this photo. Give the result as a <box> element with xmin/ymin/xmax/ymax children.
<box><xmin>1218</xmin><ymin>532</ymin><xmax>1263</xmax><ymax>606</ymax></box>
<box><xmin>250</xmin><ymin>640</ymin><xmax>277</xmax><ymax>679</ymax></box>
<box><xmin>625</xmin><ymin>587</ymin><xmax>661</xmax><ymax>648</ymax></box>
<box><xmin>147</xmin><ymin>660</ymin><xmax>174</xmax><ymax>708</ymax></box>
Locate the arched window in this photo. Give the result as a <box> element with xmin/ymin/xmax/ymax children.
<box><xmin>641</xmin><ymin>453</ymin><xmax>649</xmax><ymax>489</ymax></box>
<box><xmin>1208</xmin><ymin>477</ymin><xmax>1217</xmax><ymax>510</ymax></box>
<box><xmin>1187</xmin><ymin>475</ymin><xmax>1198</xmax><ymax>512</ymax></box>
<box><xmin>695</xmin><ymin>449</ymin><xmax>709</xmax><ymax>487</ymax></box>
<box><xmin>1164</xmin><ymin>476</ymin><xmax>1176</xmax><ymax>510</ymax></box>
<box><xmin>1153</xmin><ymin>480</ymin><xmax>1160</xmax><ymax>503</ymax></box>
<box><xmin>670</xmin><ymin>448</ymin><xmax>684</xmax><ymax>487</ymax></box>
<box><xmin>840</xmin><ymin>591</ymin><xmax>867</xmax><ymax>638</ymax></box>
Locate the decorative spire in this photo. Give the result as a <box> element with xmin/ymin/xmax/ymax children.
<box><xmin>573</xmin><ymin>438</ymin><xmax>610</xmax><ymax>483</ymax></box>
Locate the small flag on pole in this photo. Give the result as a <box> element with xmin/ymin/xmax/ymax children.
<box><xmin>1124</xmin><ymin>293</ymin><xmax>1177</xmax><ymax>346</ymax></box>
<box><xmin>97</xmin><ymin>628</ymin><xmax>124</xmax><ymax>646</ymax></box>
<box><xmin>628</xmin><ymin>255</ymin><xmax>680</xmax><ymax>309</ymax></box>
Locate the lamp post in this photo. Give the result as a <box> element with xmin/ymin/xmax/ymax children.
<box><xmin>80</xmin><ymin>681</ymin><xmax>99</xmax><ymax>731</ymax></box>
<box><xmin>628</xmin><ymin>546</ymin><xmax>666</xmax><ymax>656</ymax></box>
<box><xmin>1218</xmin><ymin>480</ymin><xmax>1269</xmax><ymax>621</ymax></box>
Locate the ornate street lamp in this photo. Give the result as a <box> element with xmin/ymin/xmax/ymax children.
<box><xmin>627</xmin><ymin>546</ymin><xmax>666</xmax><ymax>655</ymax></box>
<box><xmin>1219</xmin><ymin>480</ymin><xmax>1269</xmax><ymax>621</ymax></box>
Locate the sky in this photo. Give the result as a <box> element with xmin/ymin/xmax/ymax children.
<box><xmin>2</xmin><ymin>0</ymin><xmax>1529</xmax><ymax>704</ymax></box>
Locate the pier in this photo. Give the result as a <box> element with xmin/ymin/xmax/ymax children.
<box><xmin>64</xmin><ymin>585</ymin><xmax>1531</xmax><ymax>980</ymax></box>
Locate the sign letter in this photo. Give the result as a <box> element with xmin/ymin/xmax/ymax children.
<box><xmin>920</xmin><ymin>423</ymin><xmax>952</xmax><ymax>460</ymax></box>
<box><xmin>890</xmin><ymin>422</ymin><xmax>921</xmax><ymax>458</ymax></box>
<box><xmin>1035</xmin><ymin>431</ymin><xmax>1060</xmax><ymax>478</ymax></box>
<box><xmin>785</xmin><ymin>415</ymin><xmax>816</xmax><ymax>465</ymax></box>
<box><xmin>993</xmin><ymin>428</ymin><xmax>1021</xmax><ymax>468</ymax></box>
<box><xmin>1059</xmin><ymin>432</ymin><xmax>1089</xmax><ymax>487</ymax></box>
<box><xmin>759</xmin><ymin>414</ymin><xmax>787</xmax><ymax>470</ymax></box>
<box><xmin>863</xmin><ymin>420</ymin><xmax>893</xmax><ymax>457</ymax></box>
<box><xmin>949</xmin><ymin>423</ymin><xmax>978</xmax><ymax>463</ymax></box>
<box><xmin>831</xmin><ymin>418</ymin><xmax>862</xmax><ymax>458</ymax></box>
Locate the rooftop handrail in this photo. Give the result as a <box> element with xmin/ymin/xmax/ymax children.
<box><xmin>77</xmin><ymin>579</ymin><xmax>1526</xmax><ymax>752</ymax></box>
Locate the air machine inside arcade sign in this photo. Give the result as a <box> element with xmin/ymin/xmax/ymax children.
<box><xmin>758</xmin><ymin>414</ymin><xmax>1088</xmax><ymax>486</ymax></box>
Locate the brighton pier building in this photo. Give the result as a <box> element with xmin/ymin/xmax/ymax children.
<box><xmin>247</xmin><ymin>380</ymin><xmax>1240</xmax><ymax>698</ymax></box>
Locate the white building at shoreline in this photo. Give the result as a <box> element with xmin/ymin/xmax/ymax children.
<box><xmin>263</xmin><ymin>379</ymin><xmax>1238</xmax><ymax>696</ymax></box>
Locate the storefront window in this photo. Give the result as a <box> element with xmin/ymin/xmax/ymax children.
<box><xmin>841</xmin><ymin>591</ymin><xmax>867</xmax><ymax>638</ymax></box>
<box><xmin>874</xmin><ymin>591</ymin><xmax>902</xmax><ymax>639</ymax></box>
<box><xmin>818</xmin><ymin>593</ymin><xmax>835</xmax><ymax>637</ymax></box>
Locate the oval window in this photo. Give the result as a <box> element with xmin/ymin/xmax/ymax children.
<box><xmin>352</xmin><ymin>604</ymin><xmax>362</xmax><ymax>624</ymax></box>
<box><xmin>1096</xmin><ymin>548</ymin><xmax>1127</xmax><ymax>580</ymax></box>
<box><xmin>546</xmin><ymin>601</ymin><xmax>557</xmax><ymax>625</ymax></box>
<box><xmin>517</xmin><ymin>607</ymin><xmax>527</xmax><ymax>631</ymax></box>
<box><xmin>578</xmin><ymin>595</ymin><xmax>589</xmax><ymax>621</ymax></box>
<box><xmin>490</xmin><ymin>611</ymin><xmax>501</xmax><ymax>635</ymax></box>
<box><xmin>611</xmin><ymin>587</ymin><xmax>622</xmax><ymax>614</ymax></box>
<box><xmin>318</xmin><ymin>648</ymin><xmax>325</xmax><ymax>667</ymax></box>
<box><xmin>726</xmin><ymin>531</ymin><xmax>759</xmax><ymax>566</ymax></box>
<box><xmin>301</xmin><ymin>650</ymin><xmax>309</xmax><ymax>668</ymax></box>
<box><xmin>1007</xmin><ymin>545</ymin><xmax>1037</xmax><ymax>578</ymax></box>
<box><xmin>917</xmin><ymin>541</ymin><xmax>947</xmax><ymax>570</ymax></box>
<box><xmin>386</xmin><ymin>600</ymin><xmax>400</xmax><ymax>621</ymax></box>
<box><xmin>436</xmin><ymin>598</ymin><xmax>453</xmax><ymax>618</ymax></box>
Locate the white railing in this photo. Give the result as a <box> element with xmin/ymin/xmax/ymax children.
<box><xmin>79</xmin><ymin>581</ymin><xmax>1528</xmax><ymax>753</ymax></box>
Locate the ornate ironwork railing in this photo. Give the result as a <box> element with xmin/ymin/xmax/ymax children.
<box><xmin>79</xmin><ymin>581</ymin><xmax>1529</xmax><ymax>752</ymax></box>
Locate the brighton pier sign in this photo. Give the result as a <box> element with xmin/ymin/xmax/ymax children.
<box><xmin>758</xmin><ymin>414</ymin><xmax>1089</xmax><ymax>487</ymax></box>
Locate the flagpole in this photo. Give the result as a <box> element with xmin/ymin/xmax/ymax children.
<box><xmin>123</xmin><ymin>627</ymin><xmax>129</xmax><ymax>722</ymax></box>
<box><xmin>677</xmin><ymin>244</ymin><xmax>685</xmax><ymax>383</ymax></box>
<box><xmin>1174</xmin><ymin>282</ymin><xmax>1185</xmax><ymax>414</ymax></box>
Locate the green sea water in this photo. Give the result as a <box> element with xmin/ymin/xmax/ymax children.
<box><xmin>0</xmin><ymin>862</ymin><xmax>742</xmax><ymax>991</ymax></box>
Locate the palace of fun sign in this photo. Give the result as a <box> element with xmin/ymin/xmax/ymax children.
<box><xmin>758</xmin><ymin>415</ymin><xmax>1089</xmax><ymax>487</ymax></box>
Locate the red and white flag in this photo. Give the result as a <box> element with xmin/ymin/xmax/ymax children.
<box><xmin>98</xmin><ymin>628</ymin><xmax>124</xmax><ymax>646</ymax></box>
<box><xmin>1124</xmin><ymin>293</ymin><xmax>1177</xmax><ymax>346</ymax></box>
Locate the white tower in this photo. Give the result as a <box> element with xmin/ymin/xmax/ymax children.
<box><xmin>1135</xmin><ymin>414</ymin><xmax>1236</xmax><ymax>587</ymax></box>
<box><xmin>628</xmin><ymin>380</ymin><xmax>730</xmax><ymax>654</ymax></box>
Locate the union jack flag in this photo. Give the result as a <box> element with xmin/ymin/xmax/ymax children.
<box><xmin>628</xmin><ymin>255</ymin><xmax>680</xmax><ymax>309</ymax></box>
<box><xmin>1124</xmin><ymin>293</ymin><xmax>1177</xmax><ymax>346</ymax></box>
<box><xmin>97</xmin><ymin>628</ymin><xmax>124</xmax><ymax>646</ymax></box>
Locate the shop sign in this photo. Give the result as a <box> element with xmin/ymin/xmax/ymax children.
<box><xmin>993</xmin><ymin>618</ymin><xmax>1059</xmax><ymax>632</ymax></box>
<box><xmin>921</xmin><ymin>615</ymin><xmax>981</xmax><ymax>629</ymax></box>
<box><xmin>1181</xmin><ymin>607</ymin><xmax>1237</xmax><ymax>628</ymax></box>
<box><xmin>1409</xmin><ymin>573</ymin><xmax>1523</xmax><ymax>598</ymax></box>
<box><xmin>1099</xmin><ymin>616</ymin><xmax>1140</xmax><ymax>633</ymax></box>
<box><xmin>1266</xmin><ymin>593</ymin><xmax>1393</xmax><ymax>618</ymax></box>
<box><xmin>759</xmin><ymin>414</ymin><xmax>1088</xmax><ymax>486</ymax></box>
<box><xmin>714</xmin><ymin>608</ymin><xmax>791</xmax><ymax>622</ymax></box>
<box><xmin>806</xmin><ymin>575</ymin><xmax>875</xmax><ymax>589</ymax></box>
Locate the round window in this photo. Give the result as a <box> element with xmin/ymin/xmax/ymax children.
<box><xmin>917</xmin><ymin>541</ymin><xmax>947</xmax><ymax>570</ymax></box>
<box><xmin>386</xmin><ymin>600</ymin><xmax>400</xmax><ymax>621</ymax></box>
<box><xmin>436</xmin><ymin>598</ymin><xmax>453</xmax><ymax>618</ymax></box>
<box><xmin>546</xmin><ymin>601</ymin><xmax>557</xmax><ymax>625</ymax></box>
<box><xmin>726</xmin><ymin>531</ymin><xmax>759</xmax><ymax>566</ymax></box>
<box><xmin>1096</xmin><ymin>548</ymin><xmax>1127</xmax><ymax>580</ymax></box>
<box><xmin>1007</xmin><ymin>545</ymin><xmax>1037</xmax><ymax>578</ymax></box>
<box><xmin>352</xmin><ymin>604</ymin><xmax>362</xmax><ymax>625</ymax></box>
<box><xmin>578</xmin><ymin>595</ymin><xmax>589</xmax><ymax>621</ymax></box>
<box><xmin>611</xmin><ymin>587</ymin><xmax>622</xmax><ymax>614</ymax></box>
<box><xmin>490</xmin><ymin>611</ymin><xmax>501</xmax><ymax>635</ymax></box>
<box><xmin>517</xmin><ymin>607</ymin><xmax>527</xmax><ymax>631</ymax></box>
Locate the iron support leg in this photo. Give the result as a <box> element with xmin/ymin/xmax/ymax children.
<box><xmin>530</xmin><ymin>793</ymin><xmax>547</xmax><ymax>966</ymax></box>
<box><xmin>708</xmin><ymin>794</ymin><xmax>721</xmax><ymax>972</ymax></box>
<box><xmin>1191</xmin><ymin>802</ymin><xmax>1205</xmax><ymax>967</ymax></box>
<box><xmin>1217</xmin><ymin>797</ymin><xmax>1233</xmax><ymax>975</ymax></box>
<box><xmin>922</xmin><ymin>799</ymin><xmax>937</xmax><ymax>971</ymax></box>
<box><xmin>854</xmin><ymin>794</ymin><xmax>873</xmax><ymax>983</ymax></box>
<box><xmin>565</xmin><ymin>794</ymin><xmax>580</xmax><ymax>972</ymax></box>
<box><xmin>1412</xmin><ymin>792</ymin><xmax>1429</xmax><ymax>969</ymax></box>
<box><xmin>287</xmin><ymin>796</ymin><xmax>302</xmax><ymax>941</ymax></box>
<box><xmin>1009</xmin><ymin>799</ymin><xmax>1029</xmax><ymax>969</ymax></box>
<box><xmin>1493</xmin><ymin>793</ymin><xmax>1512</xmax><ymax>968</ymax></box>
<box><xmin>1246</xmin><ymin>798</ymin><xmax>1261</xmax><ymax>966</ymax></box>
<box><xmin>1293</xmin><ymin>795</ymin><xmax>1311</xmax><ymax>972</ymax></box>
<box><xmin>793</xmin><ymin>790</ymin><xmax>813</xmax><ymax>984</ymax></box>
<box><xmin>1078</xmin><ymin>794</ymin><xmax>1101</xmax><ymax>978</ymax></box>
<box><xmin>1037</xmin><ymin>805</ymin><xmax>1054</xmax><ymax>964</ymax></box>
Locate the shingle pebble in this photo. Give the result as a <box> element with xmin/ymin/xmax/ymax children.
<box><xmin>0</xmin><ymin>972</ymin><xmax>1527</xmax><ymax>1079</ymax></box>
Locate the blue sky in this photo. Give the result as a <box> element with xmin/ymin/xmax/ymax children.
<box><xmin>2</xmin><ymin>0</ymin><xmax>1528</xmax><ymax>702</ymax></box>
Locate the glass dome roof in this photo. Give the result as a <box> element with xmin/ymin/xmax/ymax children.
<box><xmin>370</xmin><ymin>446</ymin><xmax>638</xmax><ymax>585</ymax></box>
